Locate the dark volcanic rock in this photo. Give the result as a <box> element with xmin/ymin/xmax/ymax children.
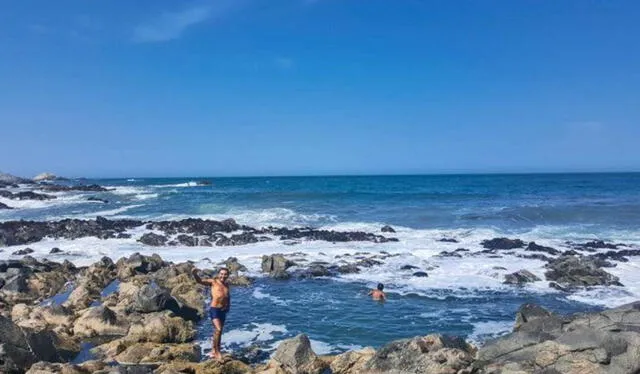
<box><xmin>265</xmin><ymin>227</ymin><xmax>397</xmax><ymax>243</ymax></box>
<box><xmin>504</xmin><ymin>270</ymin><xmax>541</xmax><ymax>285</ymax></box>
<box><xmin>525</xmin><ymin>242</ymin><xmax>560</xmax><ymax>255</ymax></box>
<box><xmin>130</xmin><ymin>283</ymin><xmax>198</xmax><ymax>322</ymax></box>
<box><xmin>438</xmin><ymin>238</ymin><xmax>459</xmax><ymax>243</ymax></box>
<box><xmin>261</xmin><ymin>254</ymin><xmax>295</xmax><ymax>279</ymax></box>
<box><xmin>40</xmin><ymin>184</ymin><xmax>108</xmax><ymax>192</ymax></box>
<box><xmin>146</xmin><ymin>218</ymin><xmax>243</xmax><ymax>235</ymax></box>
<box><xmin>49</xmin><ymin>247</ymin><xmax>63</xmax><ymax>254</ymax></box>
<box><xmin>412</xmin><ymin>271</ymin><xmax>429</xmax><ymax>277</ymax></box>
<box><xmin>544</xmin><ymin>255</ymin><xmax>623</xmax><ymax>289</ymax></box>
<box><xmin>576</xmin><ymin>240</ymin><xmax>620</xmax><ymax>250</ymax></box>
<box><xmin>87</xmin><ymin>196</ymin><xmax>109</xmax><ymax>203</ymax></box>
<box><xmin>516</xmin><ymin>253</ymin><xmax>553</xmax><ymax>262</ymax></box>
<box><xmin>12</xmin><ymin>248</ymin><xmax>34</xmax><ymax>256</ymax></box>
<box><xmin>400</xmin><ymin>265</ymin><xmax>419</xmax><ymax>270</ymax></box>
<box><xmin>0</xmin><ymin>201</ymin><xmax>12</xmax><ymax>209</ymax></box>
<box><xmin>138</xmin><ymin>233</ymin><xmax>168</xmax><ymax>246</ymax></box>
<box><xmin>12</xmin><ymin>191</ymin><xmax>56</xmax><ymax>201</ymax></box>
<box><xmin>481</xmin><ymin>237</ymin><xmax>525</xmax><ymax>250</ymax></box>
<box><xmin>0</xmin><ymin>218</ymin><xmax>143</xmax><ymax>247</ymax></box>
<box><xmin>381</xmin><ymin>225</ymin><xmax>396</xmax><ymax>233</ymax></box>
<box><xmin>335</xmin><ymin>264</ymin><xmax>360</xmax><ymax>274</ymax></box>
<box><xmin>438</xmin><ymin>251</ymin><xmax>462</xmax><ymax>258</ymax></box>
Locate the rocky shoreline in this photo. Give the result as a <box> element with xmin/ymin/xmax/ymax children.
<box><xmin>0</xmin><ymin>253</ymin><xmax>639</xmax><ymax>373</ymax></box>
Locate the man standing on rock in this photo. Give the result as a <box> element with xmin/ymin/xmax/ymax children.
<box><xmin>192</xmin><ymin>267</ymin><xmax>231</xmax><ymax>360</ymax></box>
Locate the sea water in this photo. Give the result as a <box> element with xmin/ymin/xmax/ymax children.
<box><xmin>1</xmin><ymin>173</ymin><xmax>639</xmax><ymax>353</ymax></box>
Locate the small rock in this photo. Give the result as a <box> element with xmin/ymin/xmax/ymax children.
<box><xmin>49</xmin><ymin>247</ymin><xmax>62</xmax><ymax>254</ymax></box>
<box><xmin>412</xmin><ymin>271</ymin><xmax>429</xmax><ymax>277</ymax></box>
<box><xmin>12</xmin><ymin>248</ymin><xmax>34</xmax><ymax>256</ymax></box>
<box><xmin>381</xmin><ymin>225</ymin><xmax>396</xmax><ymax>233</ymax></box>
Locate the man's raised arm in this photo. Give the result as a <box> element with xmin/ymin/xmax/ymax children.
<box><xmin>192</xmin><ymin>268</ymin><xmax>213</xmax><ymax>285</ymax></box>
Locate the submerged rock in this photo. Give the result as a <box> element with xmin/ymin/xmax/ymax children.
<box><xmin>503</xmin><ymin>270</ymin><xmax>541</xmax><ymax>285</ymax></box>
<box><xmin>381</xmin><ymin>225</ymin><xmax>396</xmax><ymax>233</ymax></box>
<box><xmin>481</xmin><ymin>237</ymin><xmax>525</xmax><ymax>250</ymax></box>
<box><xmin>544</xmin><ymin>255</ymin><xmax>623</xmax><ymax>289</ymax></box>
<box><xmin>137</xmin><ymin>233</ymin><xmax>168</xmax><ymax>246</ymax></box>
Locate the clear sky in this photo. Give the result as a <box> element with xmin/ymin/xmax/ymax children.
<box><xmin>1</xmin><ymin>1</ymin><xmax>639</xmax><ymax>178</ymax></box>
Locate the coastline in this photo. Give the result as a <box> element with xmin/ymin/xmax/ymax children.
<box><xmin>2</xmin><ymin>173</ymin><xmax>640</xmax><ymax>373</ymax></box>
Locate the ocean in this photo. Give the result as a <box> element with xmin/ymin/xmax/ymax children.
<box><xmin>2</xmin><ymin>173</ymin><xmax>639</xmax><ymax>355</ymax></box>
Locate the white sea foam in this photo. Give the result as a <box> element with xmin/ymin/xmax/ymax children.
<box><xmin>76</xmin><ymin>204</ymin><xmax>145</xmax><ymax>219</ymax></box>
<box><xmin>198</xmin><ymin>323</ymin><xmax>288</xmax><ymax>352</ymax></box>
<box><xmin>0</xmin><ymin>194</ymin><xmax>90</xmax><ymax>210</ymax></box>
<box><xmin>252</xmin><ymin>287</ymin><xmax>289</xmax><ymax>306</ymax></box>
<box><xmin>468</xmin><ymin>320</ymin><xmax>514</xmax><ymax>345</ymax></box>
<box><xmin>0</xmin><ymin>218</ymin><xmax>638</xmax><ymax>309</ymax></box>
<box><xmin>154</xmin><ymin>181</ymin><xmax>199</xmax><ymax>188</ymax></box>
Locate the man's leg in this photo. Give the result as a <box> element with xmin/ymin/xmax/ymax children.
<box><xmin>213</xmin><ymin>317</ymin><xmax>224</xmax><ymax>360</ymax></box>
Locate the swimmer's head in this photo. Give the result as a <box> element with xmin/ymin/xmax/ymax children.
<box><xmin>377</xmin><ymin>283</ymin><xmax>384</xmax><ymax>291</ymax></box>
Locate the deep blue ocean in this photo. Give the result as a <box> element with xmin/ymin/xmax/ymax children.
<box><xmin>2</xmin><ymin>173</ymin><xmax>639</xmax><ymax>355</ymax></box>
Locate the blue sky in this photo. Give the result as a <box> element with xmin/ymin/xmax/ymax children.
<box><xmin>1</xmin><ymin>0</ymin><xmax>639</xmax><ymax>178</ymax></box>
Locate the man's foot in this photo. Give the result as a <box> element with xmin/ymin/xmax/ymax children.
<box><xmin>214</xmin><ymin>351</ymin><xmax>224</xmax><ymax>361</ymax></box>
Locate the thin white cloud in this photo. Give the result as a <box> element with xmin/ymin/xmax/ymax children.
<box><xmin>132</xmin><ymin>5</ymin><xmax>212</xmax><ymax>43</ymax></box>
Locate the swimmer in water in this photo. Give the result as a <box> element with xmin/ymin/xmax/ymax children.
<box><xmin>368</xmin><ymin>283</ymin><xmax>386</xmax><ymax>301</ymax></box>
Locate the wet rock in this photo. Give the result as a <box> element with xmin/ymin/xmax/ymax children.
<box><xmin>438</xmin><ymin>238</ymin><xmax>459</xmax><ymax>243</ymax></box>
<box><xmin>49</xmin><ymin>247</ymin><xmax>62</xmax><ymax>254</ymax></box>
<box><xmin>146</xmin><ymin>218</ymin><xmax>243</xmax><ymax>235</ymax></box>
<box><xmin>544</xmin><ymin>255</ymin><xmax>623</xmax><ymax>289</ymax></box>
<box><xmin>438</xmin><ymin>251</ymin><xmax>462</xmax><ymax>258</ymax></box>
<box><xmin>305</xmin><ymin>264</ymin><xmax>330</xmax><ymax>277</ymax></box>
<box><xmin>265</xmin><ymin>226</ymin><xmax>396</xmax><ymax>243</ymax></box>
<box><xmin>364</xmin><ymin>334</ymin><xmax>476</xmax><ymax>374</ymax></box>
<box><xmin>503</xmin><ymin>270</ymin><xmax>541</xmax><ymax>285</ymax></box>
<box><xmin>481</xmin><ymin>238</ymin><xmax>525</xmax><ymax>250</ymax></box>
<box><xmin>516</xmin><ymin>253</ymin><xmax>553</xmax><ymax>262</ymax></box>
<box><xmin>261</xmin><ymin>254</ymin><xmax>295</xmax><ymax>279</ymax></box>
<box><xmin>575</xmin><ymin>240</ymin><xmax>620</xmax><ymax>250</ymax></box>
<box><xmin>40</xmin><ymin>184</ymin><xmax>108</xmax><ymax>192</ymax></box>
<box><xmin>355</xmin><ymin>258</ymin><xmax>383</xmax><ymax>268</ymax></box>
<box><xmin>227</xmin><ymin>275</ymin><xmax>254</xmax><ymax>286</ymax></box>
<box><xmin>268</xmin><ymin>334</ymin><xmax>328</xmax><ymax>374</ymax></box>
<box><xmin>514</xmin><ymin>303</ymin><xmax>555</xmax><ymax>331</ymax></box>
<box><xmin>222</xmin><ymin>257</ymin><xmax>248</xmax><ymax>274</ymax></box>
<box><xmin>13</xmin><ymin>191</ymin><xmax>56</xmax><ymax>201</ymax></box>
<box><xmin>12</xmin><ymin>248</ymin><xmax>35</xmax><ymax>256</ymax></box>
<box><xmin>335</xmin><ymin>264</ymin><xmax>360</xmax><ymax>274</ymax></box>
<box><xmin>400</xmin><ymin>265</ymin><xmax>419</xmax><ymax>270</ymax></box>
<box><xmin>137</xmin><ymin>233</ymin><xmax>168</xmax><ymax>247</ymax></box>
<box><xmin>381</xmin><ymin>225</ymin><xmax>396</xmax><ymax>233</ymax></box>
<box><xmin>0</xmin><ymin>201</ymin><xmax>12</xmax><ymax>209</ymax></box>
<box><xmin>412</xmin><ymin>271</ymin><xmax>429</xmax><ymax>277</ymax></box>
<box><xmin>87</xmin><ymin>197</ymin><xmax>109</xmax><ymax>203</ymax></box>
<box><xmin>0</xmin><ymin>314</ymin><xmax>63</xmax><ymax>373</ymax></box>
<box><xmin>525</xmin><ymin>242</ymin><xmax>560</xmax><ymax>255</ymax></box>
<box><xmin>492</xmin><ymin>266</ymin><xmax>507</xmax><ymax>270</ymax></box>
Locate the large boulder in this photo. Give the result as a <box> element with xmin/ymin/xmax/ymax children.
<box><xmin>125</xmin><ymin>311</ymin><xmax>195</xmax><ymax>344</ymax></box>
<box><xmin>363</xmin><ymin>334</ymin><xmax>476</xmax><ymax>374</ymax></box>
<box><xmin>481</xmin><ymin>238</ymin><xmax>525</xmax><ymax>250</ymax></box>
<box><xmin>0</xmin><ymin>315</ymin><xmax>63</xmax><ymax>373</ymax></box>
<box><xmin>261</xmin><ymin>254</ymin><xmax>295</xmax><ymax>279</ymax></box>
<box><xmin>73</xmin><ymin>305</ymin><xmax>129</xmax><ymax>338</ymax></box>
<box><xmin>503</xmin><ymin>270</ymin><xmax>541</xmax><ymax>285</ymax></box>
<box><xmin>544</xmin><ymin>255</ymin><xmax>623</xmax><ymax>289</ymax></box>
<box><xmin>130</xmin><ymin>283</ymin><xmax>199</xmax><ymax>322</ymax></box>
<box><xmin>115</xmin><ymin>252</ymin><xmax>166</xmax><ymax>280</ymax></box>
<box><xmin>268</xmin><ymin>334</ymin><xmax>328</xmax><ymax>374</ymax></box>
<box><xmin>137</xmin><ymin>233</ymin><xmax>168</xmax><ymax>247</ymax></box>
<box><xmin>477</xmin><ymin>301</ymin><xmax>640</xmax><ymax>374</ymax></box>
<box><xmin>330</xmin><ymin>347</ymin><xmax>376</xmax><ymax>374</ymax></box>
